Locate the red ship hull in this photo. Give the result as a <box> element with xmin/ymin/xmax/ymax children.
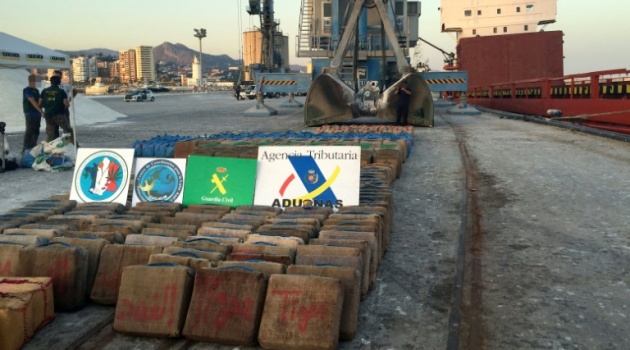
<box><xmin>458</xmin><ymin>32</ymin><xmax>630</xmax><ymax>134</ymax></box>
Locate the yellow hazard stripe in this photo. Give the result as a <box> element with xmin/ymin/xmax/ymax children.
<box><xmin>261</xmin><ymin>80</ymin><xmax>297</xmax><ymax>85</ymax></box>
<box><xmin>425</xmin><ymin>78</ymin><xmax>467</xmax><ymax>84</ymax></box>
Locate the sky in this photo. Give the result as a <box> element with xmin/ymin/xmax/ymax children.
<box><xmin>0</xmin><ymin>0</ymin><xmax>628</xmax><ymax>74</ymax></box>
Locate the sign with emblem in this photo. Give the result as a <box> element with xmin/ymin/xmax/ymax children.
<box><xmin>132</xmin><ymin>158</ymin><xmax>187</xmax><ymax>206</ymax></box>
<box><xmin>183</xmin><ymin>155</ymin><xmax>258</xmax><ymax>207</ymax></box>
<box><xmin>70</xmin><ymin>148</ymin><xmax>135</xmax><ymax>204</ymax></box>
<box><xmin>254</xmin><ymin>146</ymin><xmax>361</xmax><ymax>209</ymax></box>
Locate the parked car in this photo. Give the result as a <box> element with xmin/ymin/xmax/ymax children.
<box><xmin>245</xmin><ymin>85</ymin><xmax>281</xmax><ymax>100</ymax></box>
<box><xmin>124</xmin><ymin>89</ymin><xmax>155</xmax><ymax>102</ymax></box>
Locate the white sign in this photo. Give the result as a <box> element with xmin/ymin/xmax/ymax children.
<box><xmin>254</xmin><ymin>146</ymin><xmax>361</xmax><ymax>209</ymax></box>
<box><xmin>132</xmin><ymin>158</ymin><xmax>187</xmax><ymax>206</ymax></box>
<box><xmin>70</xmin><ymin>148</ymin><xmax>135</xmax><ymax>204</ymax></box>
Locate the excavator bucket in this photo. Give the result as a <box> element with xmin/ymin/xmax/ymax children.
<box><xmin>377</xmin><ymin>73</ymin><xmax>434</xmax><ymax>127</ymax></box>
<box><xmin>304</xmin><ymin>73</ymin><xmax>358</xmax><ymax>126</ymax></box>
<box><xmin>304</xmin><ymin>72</ymin><xmax>434</xmax><ymax>127</ymax></box>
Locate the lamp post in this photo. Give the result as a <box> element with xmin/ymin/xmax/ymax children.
<box><xmin>193</xmin><ymin>28</ymin><xmax>207</xmax><ymax>86</ymax></box>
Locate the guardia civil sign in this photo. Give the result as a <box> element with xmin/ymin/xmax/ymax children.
<box><xmin>183</xmin><ymin>155</ymin><xmax>258</xmax><ymax>207</ymax></box>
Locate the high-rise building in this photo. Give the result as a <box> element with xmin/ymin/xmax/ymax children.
<box><xmin>135</xmin><ymin>45</ymin><xmax>156</xmax><ymax>83</ymax></box>
<box><xmin>119</xmin><ymin>49</ymin><xmax>137</xmax><ymax>83</ymax></box>
<box><xmin>72</xmin><ymin>57</ymin><xmax>98</xmax><ymax>82</ymax></box>
<box><xmin>108</xmin><ymin>61</ymin><xmax>119</xmax><ymax>79</ymax></box>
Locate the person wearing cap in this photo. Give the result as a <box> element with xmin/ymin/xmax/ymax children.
<box><xmin>51</xmin><ymin>70</ymin><xmax>77</xmax><ymax>139</ymax></box>
<box><xmin>39</xmin><ymin>75</ymin><xmax>75</xmax><ymax>143</ymax></box>
<box><xmin>22</xmin><ymin>74</ymin><xmax>45</xmax><ymax>152</ymax></box>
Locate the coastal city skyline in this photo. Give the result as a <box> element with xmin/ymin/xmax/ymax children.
<box><xmin>1</xmin><ymin>0</ymin><xmax>629</xmax><ymax>74</ymax></box>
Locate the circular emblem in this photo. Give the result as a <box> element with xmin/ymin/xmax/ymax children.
<box><xmin>75</xmin><ymin>151</ymin><xmax>129</xmax><ymax>202</ymax></box>
<box><xmin>134</xmin><ymin>159</ymin><xmax>183</xmax><ymax>202</ymax></box>
<box><xmin>305</xmin><ymin>169</ymin><xmax>319</xmax><ymax>184</ymax></box>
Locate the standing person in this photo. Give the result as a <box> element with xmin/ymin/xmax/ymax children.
<box><xmin>51</xmin><ymin>70</ymin><xmax>77</xmax><ymax>138</ymax></box>
<box><xmin>234</xmin><ymin>84</ymin><xmax>242</xmax><ymax>100</ymax></box>
<box><xmin>395</xmin><ymin>80</ymin><xmax>412</xmax><ymax>125</ymax></box>
<box><xmin>22</xmin><ymin>74</ymin><xmax>44</xmax><ymax>152</ymax></box>
<box><xmin>39</xmin><ymin>75</ymin><xmax>75</xmax><ymax>143</ymax></box>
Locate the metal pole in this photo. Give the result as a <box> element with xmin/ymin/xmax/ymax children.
<box><xmin>194</xmin><ymin>28</ymin><xmax>207</xmax><ymax>86</ymax></box>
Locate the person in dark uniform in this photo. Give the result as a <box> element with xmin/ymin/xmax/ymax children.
<box><xmin>234</xmin><ymin>84</ymin><xmax>242</xmax><ymax>100</ymax></box>
<box><xmin>395</xmin><ymin>80</ymin><xmax>412</xmax><ymax>125</ymax></box>
<box><xmin>22</xmin><ymin>74</ymin><xmax>44</xmax><ymax>152</ymax></box>
<box><xmin>39</xmin><ymin>75</ymin><xmax>75</xmax><ymax>143</ymax></box>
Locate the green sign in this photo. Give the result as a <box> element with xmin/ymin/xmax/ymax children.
<box><xmin>183</xmin><ymin>155</ymin><xmax>258</xmax><ymax>207</ymax></box>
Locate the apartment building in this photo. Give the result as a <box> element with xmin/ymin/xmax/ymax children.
<box><xmin>72</xmin><ymin>56</ymin><xmax>98</xmax><ymax>82</ymax></box>
<box><xmin>119</xmin><ymin>49</ymin><xmax>137</xmax><ymax>83</ymax></box>
<box><xmin>135</xmin><ymin>45</ymin><xmax>156</xmax><ymax>83</ymax></box>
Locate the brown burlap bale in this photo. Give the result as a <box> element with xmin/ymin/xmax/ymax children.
<box><xmin>183</xmin><ymin>268</ymin><xmax>267</xmax><ymax>345</ymax></box>
<box><xmin>183</xmin><ymin>206</ymin><xmax>232</xmax><ymax>216</ymax></box>
<box><xmin>40</xmin><ymin>217</ymin><xmax>91</xmax><ymax>231</ymax></box>
<box><xmin>201</xmin><ymin>221</ymin><xmax>255</xmax><ymax>231</ymax></box>
<box><xmin>218</xmin><ymin>260</ymin><xmax>285</xmax><ymax>276</ymax></box>
<box><xmin>163</xmin><ymin>247</ymin><xmax>225</xmax><ymax>263</ymax></box>
<box><xmin>61</xmin><ymin>231</ymin><xmax>124</xmax><ymax>243</ymax></box>
<box><xmin>286</xmin><ymin>265</ymin><xmax>361</xmax><ymax>340</ymax></box>
<box><xmin>91</xmin><ymin>219</ymin><xmax>146</xmax><ymax>231</ymax></box>
<box><xmin>255</xmin><ymin>226</ymin><xmax>312</xmax><ymax>243</ymax></box>
<box><xmin>26</xmin><ymin>243</ymin><xmax>89</xmax><ymax>311</ymax></box>
<box><xmin>173</xmin><ymin>139</ymin><xmax>198</xmax><ymax>158</ymax></box>
<box><xmin>339</xmin><ymin>205</ymin><xmax>391</xmax><ymax>252</ymax></box>
<box><xmin>296</xmin><ymin>245</ymin><xmax>367</xmax><ymax>295</ymax></box>
<box><xmin>142</xmin><ymin>227</ymin><xmax>193</xmax><ymax>239</ymax></box>
<box><xmin>234</xmin><ymin>205</ymin><xmax>283</xmax><ymax>215</ymax></box>
<box><xmin>277</xmin><ymin>212</ymin><xmax>329</xmax><ymax>224</ymax></box>
<box><xmin>135</xmin><ymin>201</ymin><xmax>182</xmax><ymax>212</ymax></box>
<box><xmin>0</xmin><ymin>277</ymin><xmax>54</xmax><ymax>331</ymax></box>
<box><xmin>190</xmin><ymin>235</ymin><xmax>242</xmax><ymax>244</ymax></box>
<box><xmin>319</xmin><ymin>230</ymin><xmax>379</xmax><ymax>269</ymax></box>
<box><xmin>75</xmin><ymin>202</ymin><xmax>124</xmax><ymax>213</ymax></box>
<box><xmin>88</xmin><ymin>223</ymin><xmax>138</xmax><ymax>237</ymax></box>
<box><xmin>245</xmin><ymin>234</ymin><xmax>304</xmax><ymax>249</ymax></box>
<box><xmin>175</xmin><ymin>212</ymin><xmax>222</xmax><ymax>222</ymax></box>
<box><xmin>18</xmin><ymin>223</ymin><xmax>72</xmax><ymax>231</ymax></box>
<box><xmin>0</xmin><ymin>234</ymin><xmax>48</xmax><ymax>247</ymax></box>
<box><xmin>51</xmin><ymin>237</ymin><xmax>108</xmax><ymax>296</ymax></box>
<box><xmin>295</xmin><ymin>252</ymin><xmax>365</xmax><ymax>296</ymax></box>
<box><xmin>310</xmin><ymin>238</ymin><xmax>373</xmax><ymax>294</ymax></box>
<box><xmin>227</xmin><ymin>252</ymin><xmax>293</xmax><ymax>266</ymax></box>
<box><xmin>258</xmin><ymin>274</ymin><xmax>343</xmax><ymax>350</ymax></box>
<box><xmin>232</xmin><ymin>243</ymin><xmax>296</xmax><ymax>261</ymax></box>
<box><xmin>197</xmin><ymin>227</ymin><xmax>251</xmax><ymax>240</ymax></box>
<box><xmin>113</xmin><ymin>264</ymin><xmax>193</xmax><ymax>337</ymax></box>
<box><xmin>145</xmin><ymin>223</ymin><xmax>198</xmax><ymax>231</ymax></box>
<box><xmin>174</xmin><ymin>237</ymin><xmax>233</xmax><ymax>255</ymax></box>
<box><xmin>107</xmin><ymin>214</ymin><xmax>158</xmax><ymax>223</ymax></box>
<box><xmin>265</xmin><ymin>218</ymin><xmax>321</xmax><ymax>231</ymax></box>
<box><xmin>0</xmin><ymin>293</ymin><xmax>33</xmax><ymax>350</ymax></box>
<box><xmin>148</xmin><ymin>253</ymin><xmax>212</xmax><ymax>270</ymax></box>
<box><xmin>90</xmin><ymin>245</ymin><xmax>163</xmax><ymax>305</ymax></box>
<box><xmin>3</xmin><ymin>228</ymin><xmax>59</xmax><ymax>238</ymax></box>
<box><xmin>283</xmin><ymin>206</ymin><xmax>333</xmax><ymax>216</ymax></box>
<box><xmin>0</xmin><ymin>244</ymin><xmax>28</xmax><ymax>277</ymax></box>
<box><xmin>124</xmin><ymin>234</ymin><xmax>179</xmax><ymax>247</ymax></box>
<box><xmin>161</xmin><ymin>216</ymin><xmax>209</xmax><ymax>226</ymax></box>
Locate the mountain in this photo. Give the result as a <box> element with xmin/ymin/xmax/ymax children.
<box><xmin>153</xmin><ymin>42</ymin><xmax>239</xmax><ymax>69</ymax></box>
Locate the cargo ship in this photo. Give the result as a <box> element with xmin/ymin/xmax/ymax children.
<box><xmin>440</xmin><ymin>0</ymin><xmax>630</xmax><ymax>134</ymax></box>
